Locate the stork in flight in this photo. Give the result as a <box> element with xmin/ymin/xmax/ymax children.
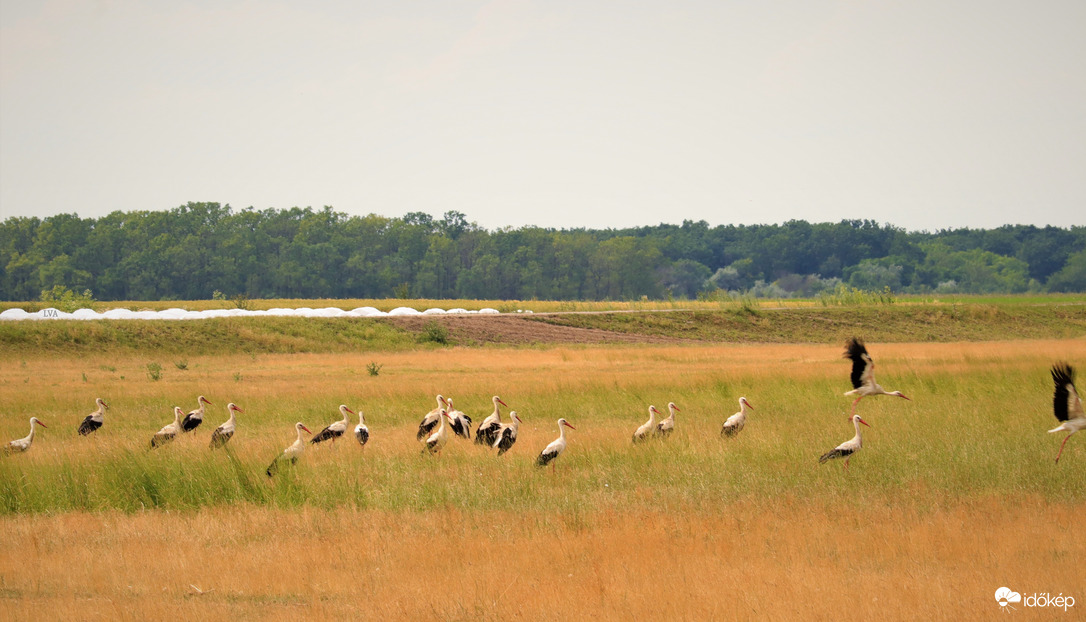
<box><xmin>632</xmin><ymin>405</ymin><xmax>662</xmax><ymax>443</ymax></box>
<box><xmin>5</xmin><ymin>417</ymin><xmax>46</xmax><ymax>454</ymax></box>
<box><xmin>311</xmin><ymin>405</ymin><xmax>354</xmax><ymax>445</ymax></box>
<box><xmin>354</xmin><ymin>410</ymin><xmax>369</xmax><ymax>448</ymax></box>
<box><xmin>181</xmin><ymin>395</ymin><xmax>212</xmax><ymax>433</ymax></box>
<box><xmin>209</xmin><ymin>403</ymin><xmax>243</xmax><ymax>449</ymax></box>
<box><xmin>493</xmin><ymin>410</ymin><xmax>522</xmax><ymax>456</ymax></box>
<box><xmin>151</xmin><ymin>407</ymin><xmax>184</xmax><ymax>449</ymax></box>
<box><xmin>267</xmin><ymin>422</ymin><xmax>312</xmax><ymax>477</ymax></box>
<box><xmin>819</xmin><ymin>414</ymin><xmax>871</xmax><ymax>471</ymax></box>
<box><xmin>474</xmin><ymin>395</ymin><xmax>509</xmax><ymax>446</ymax></box>
<box><xmin>656</xmin><ymin>402</ymin><xmax>680</xmax><ymax>438</ymax></box>
<box><xmin>1050</xmin><ymin>362</ymin><xmax>1086</xmax><ymax>464</ymax></box>
<box><xmin>78</xmin><ymin>398</ymin><xmax>108</xmax><ymax>436</ymax></box>
<box><xmin>843</xmin><ymin>338</ymin><xmax>910</xmax><ymax>414</ymax></box>
<box><xmin>536</xmin><ymin>418</ymin><xmax>576</xmax><ymax>472</ymax></box>
<box><xmin>417</xmin><ymin>394</ymin><xmax>448</xmax><ymax>441</ymax></box>
<box><xmin>720</xmin><ymin>397</ymin><xmax>754</xmax><ymax>438</ymax></box>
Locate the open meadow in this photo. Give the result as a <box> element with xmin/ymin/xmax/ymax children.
<box><xmin>1</xmin><ymin>304</ymin><xmax>1085</xmax><ymax>619</ymax></box>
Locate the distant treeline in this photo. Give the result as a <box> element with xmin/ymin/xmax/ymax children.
<box><xmin>2</xmin><ymin>203</ymin><xmax>1085</xmax><ymax>301</ymax></box>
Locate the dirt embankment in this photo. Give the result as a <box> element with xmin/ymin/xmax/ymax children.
<box><xmin>384</xmin><ymin>314</ymin><xmax>685</xmax><ymax>345</ymax></box>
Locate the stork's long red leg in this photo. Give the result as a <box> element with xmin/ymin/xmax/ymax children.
<box><xmin>851</xmin><ymin>397</ymin><xmax>863</xmax><ymax>415</ymax></box>
<box><xmin>1055</xmin><ymin>434</ymin><xmax>1072</xmax><ymax>464</ymax></box>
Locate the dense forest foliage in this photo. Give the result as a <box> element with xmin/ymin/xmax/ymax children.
<box><xmin>2</xmin><ymin>203</ymin><xmax>1085</xmax><ymax>301</ymax></box>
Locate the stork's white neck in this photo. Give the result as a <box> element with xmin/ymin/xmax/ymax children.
<box><xmin>852</xmin><ymin>419</ymin><xmax>864</xmax><ymax>445</ymax></box>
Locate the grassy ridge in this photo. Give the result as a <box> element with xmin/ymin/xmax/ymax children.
<box><xmin>0</xmin><ymin>316</ymin><xmax>420</xmax><ymax>355</ymax></box>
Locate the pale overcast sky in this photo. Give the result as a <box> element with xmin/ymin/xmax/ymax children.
<box><xmin>1</xmin><ymin>1</ymin><xmax>1083</xmax><ymax>232</ymax></box>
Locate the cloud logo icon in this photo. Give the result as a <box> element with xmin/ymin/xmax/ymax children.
<box><xmin>996</xmin><ymin>587</ymin><xmax>1022</xmax><ymax>610</ymax></box>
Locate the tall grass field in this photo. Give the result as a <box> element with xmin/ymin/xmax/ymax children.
<box><xmin>1</xmin><ymin>303</ymin><xmax>1084</xmax><ymax>619</ymax></box>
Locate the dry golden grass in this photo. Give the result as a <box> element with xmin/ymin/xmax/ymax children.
<box><xmin>1</xmin><ymin>501</ymin><xmax>1082</xmax><ymax>620</ymax></box>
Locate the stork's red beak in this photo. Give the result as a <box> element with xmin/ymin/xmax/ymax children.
<box><xmin>498</xmin><ymin>398</ymin><xmax>508</xmax><ymax>407</ymax></box>
<box><xmin>563</xmin><ymin>421</ymin><xmax>576</xmax><ymax>430</ymax></box>
<box><xmin>38</xmin><ymin>421</ymin><xmax>47</xmax><ymax>428</ymax></box>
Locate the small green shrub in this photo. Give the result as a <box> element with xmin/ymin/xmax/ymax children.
<box><xmin>39</xmin><ymin>285</ymin><xmax>96</xmax><ymax>313</ymax></box>
<box><xmin>420</xmin><ymin>321</ymin><xmax>449</xmax><ymax>345</ymax></box>
<box><xmin>146</xmin><ymin>362</ymin><xmax>162</xmax><ymax>381</ymax></box>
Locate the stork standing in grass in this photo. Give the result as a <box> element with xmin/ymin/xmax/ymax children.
<box><xmin>181</xmin><ymin>395</ymin><xmax>212</xmax><ymax>433</ymax></box>
<box><xmin>474</xmin><ymin>395</ymin><xmax>509</xmax><ymax>446</ymax></box>
<box><xmin>78</xmin><ymin>398</ymin><xmax>108</xmax><ymax>436</ymax></box>
<box><xmin>311</xmin><ymin>405</ymin><xmax>354</xmax><ymax>445</ymax></box>
<box><xmin>536</xmin><ymin>418</ymin><xmax>576</xmax><ymax>471</ymax></box>
<box><xmin>354</xmin><ymin>410</ymin><xmax>369</xmax><ymax>448</ymax></box>
<box><xmin>423</xmin><ymin>409</ymin><xmax>454</xmax><ymax>455</ymax></box>
<box><xmin>843</xmin><ymin>338</ymin><xmax>910</xmax><ymax>414</ymax></box>
<box><xmin>417</xmin><ymin>394</ymin><xmax>448</xmax><ymax>441</ymax></box>
<box><xmin>267</xmin><ymin>422</ymin><xmax>312</xmax><ymax>476</ymax></box>
<box><xmin>1050</xmin><ymin>362</ymin><xmax>1086</xmax><ymax>464</ymax></box>
<box><xmin>656</xmin><ymin>402</ymin><xmax>680</xmax><ymax>438</ymax></box>
<box><xmin>720</xmin><ymin>397</ymin><xmax>754</xmax><ymax>438</ymax></box>
<box><xmin>633</xmin><ymin>405</ymin><xmax>662</xmax><ymax>442</ymax></box>
<box><xmin>5</xmin><ymin>417</ymin><xmax>46</xmax><ymax>454</ymax></box>
<box><xmin>819</xmin><ymin>414</ymin><xmax>871</xmax><ymax>471</ymax></box>
<box><xmin>151</xmin><ymin>407</ymin><xmax>184</xmax><ymax>448</ymax></box>
<box><xmin>445</xmin><ymin>398</ymin><xmax>472</xmax><ymax>440</ymax></box>
<box><xmin>493</xmin><ymin>411</ymin><xmax>522</xmax><ymax>456</ymax></box>
<box><xmin>209</xmin><ymin>403</ymin><xmax>243</xmax><ymax>449</ymax></box>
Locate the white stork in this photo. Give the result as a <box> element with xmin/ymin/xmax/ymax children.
<box><xmin>181</xmin><ymin>395</ymin><xmax>212</xmax><ymax>433</ymax></box>
<box><xmin>423</xmin><ymin>409</ymin><xmax>454</xmax><ymax>455</ymax></box>
<box><xmin>720</xmin><ymin>397</ymin><xmax>754</xmax><ymax>438</ymax></box>
<box><xmin>493</xmin><ymin>410</ymin><xmax>522</xmax><ymax>456</ymax></box>
<box><xmin>416</xmin><ymin>394</ymin><xmax>448</xmax><ymax>441</ymax></box>
<box><xmin>536</xmin><ymin>418</ymin><xmax>576</xmax><ymax>471</ymax></box>
<box><xmin>354</xmin><ymin>410</ymin><xmax>369</xmax><ymax>448</ymax></box>
<box><xmin>267</xmin><ymin>422</ymin><xmax>312</xmax><ymax>477</ymax></box>
<box><xmin>311</xmin><ymin>405</ymin><xmax>354</xmax><ymax>445</ymax></box>
<box><xmin>632</xmin><ymin>405</ymin><xmax>662</xmax><ymax>442</ymax></box>
<box><xmin>843</xmin><ymin>338</ymin><xmax>910</xmax><ymax>414</ymax></box>
<box><xmin>656</xmin><ymin>402</ymin><xmax>680</xmax><ymax>437</ymax></box>
<box><xmin>5</xmin><ymin>417</ymin><xmax>46</xmax><ymax>454</ymax></box>
<box><xmin>209</xmin><ymin>403</ymin><xmax>243</xmax><ymax>449</ymax></box>
<box><xmin>474</xmin><ymin>395</ymin><xmax>509</xmax><ymax>445</ymax></box>
<box><xmin>819</xmin><ymin>414</ymin><xmax>871</xmax><ymax>471</ymax></box>
<box><xmin>445</xmin><ymin>398</ymin><xmax>472</xmax><ymax>440</ymax></box>
<box><xmin>1050</xmin><ymin>362</ymin><xmax>1086</xmax><ymax>464</ymax></box>
<box><xmin>151</xmin><ymin>407</ymin><xmax>184</xmax><ymax>449</ymax></box>
<box><xmin>78</xmin><ymin>398</ymin><xmax>108</xmax><ymax>436</ymax></box>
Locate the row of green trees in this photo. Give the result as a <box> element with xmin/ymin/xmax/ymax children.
<box><xmin>2</xmin><ymin>203</ymin><xmax>1084</xmax><ymax>301</ymax></box>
